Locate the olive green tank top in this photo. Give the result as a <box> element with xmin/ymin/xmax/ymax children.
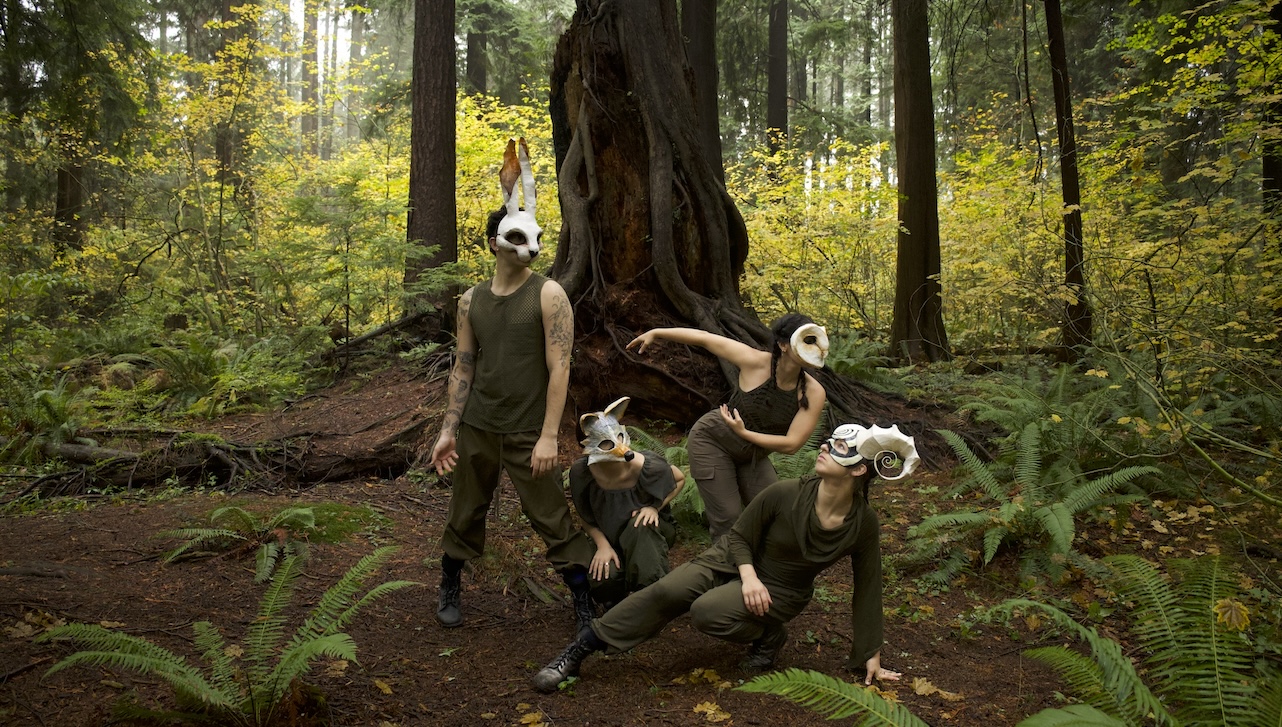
<box><xmin>461</xmin><ymin>273</ymin><xmax>549</xmax><ymax>432</ymax></box>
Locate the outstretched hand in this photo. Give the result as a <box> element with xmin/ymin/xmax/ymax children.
<box><xmin>627</xmin><ymin>330</ymin><xmax>658</xmax><ymax>354</ymax></box>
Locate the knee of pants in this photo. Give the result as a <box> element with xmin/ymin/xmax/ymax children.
<box><xmin>689</xmin><ymin>597</ymin><xmax>741</xmax><ymax>638</ymax></box>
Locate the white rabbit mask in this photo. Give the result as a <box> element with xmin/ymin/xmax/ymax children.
<box><xmin>495</xmin><ymin>137</ymin><xmax>543</xmax><ymax>264</ymax></box>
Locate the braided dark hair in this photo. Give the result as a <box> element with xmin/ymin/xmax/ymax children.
<box><xmin>769</xmin><ymin>313</ymin><xmax>815</xmax><ymax>409</ymax></box>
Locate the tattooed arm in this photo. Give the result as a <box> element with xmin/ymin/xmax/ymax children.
<box><xmin>431</xmin><ymin>288</ymin><xmax>478</xmax><ymax>475</ymax></box>
<box><xmin>532</xmin><ymin>279</ymin><xmax>573</xmax><ymax>477</ymax></box>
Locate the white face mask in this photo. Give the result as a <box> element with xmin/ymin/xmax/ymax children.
<box><xmin>579</xmin><ymin>397</ymin><xmax>635</xmax><ymax>465</ymax></box>
<box><xmin>790</xmin><ymin>323</ymin><xmax>830</xmax><ymax>368</ymax></box>
<box><xmin>826</xmin><ymin>423</ymin><xmax>920</xmax><ymax>481</ymax></box>
<box><xmin>495</xmin><ymin>137</ymin><xmax>543</xmax><ymax>263</ymax></box>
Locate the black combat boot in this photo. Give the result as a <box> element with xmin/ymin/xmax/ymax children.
<box><xmin>532</xmin><ymin>627</ymin><xmax>606</xmax><ymax>693</ymax></box>
<box><xmin>563</xmin><ymin>567</ymin><xmax>596</xmax><ymax>633</ymax></box>
<box><xmin>436</xmin><ymin>555</ymin><xmax>464</xmax><ymax>628</ymax></box>
<box><xmin>739</xmin><ymin>623</ymin><xmax>788</xmax><ymax>673</ymax></box>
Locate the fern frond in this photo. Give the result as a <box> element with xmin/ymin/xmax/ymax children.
<box><xmin>267</xmin><ymin>632</ymin><xmax>358</xmax><ymax>697</ymax></box>
<box><xmin>1062</xmin><ymin>467</ymin><xmax>1159</xmax><ymax>515</ymax></box>
<box><xmin>243</xmin><ymin>553</ymin><xmax>303</xmax><ymax>685</ymax></box>
<box><xmin>1022</xmin><ymin>647</ymin><xmax>1142</xmax><ymax>725</ymax></box>
<box><xmin>44</xmin><ymin>646</ymin><xmax>233</xmax><ymax>710</ymax></box>
<box><xmin>1250</xmin><ymin>670</ymin><xmax>1282</xmax><ymax>727</ymax></box>
<box><xmin>192</xmin><ymin>621</ymin><xmax>238</xmax><ymax>698</ymax></box>
<box><xmin>1014</xmin><ymin>423</ymin><xmax>1042</xmax><ymax>490</ymax></box>
<box><xmin>990</xmin><ymin>599</ymin><xmax>1176</xmax><ymax>725</ymax></box>
<box><xmin>772</xmin><ymin>448</ymin><xmax>818</xmax><ymax>480</ymax></box>
<box><xmin>938</xmin><ymin>429</ymin><xmax>1007</xmax><ymax>502</ymax></box>
<box><xmin>1159</xmin><ymin>557</ymin><xmax>1257</xmax><ymax>725</ymax></box>
<box><xmin>288</xmin><ymin>546</ymin><xmax>399</xmax><ymax>647</ymax></box>
<box><xmin>982</xmin><ymin>526</ymin><xmax>1009</xmax><ymax>565</ymax></box>
<box><xmin>256</xmin><ymin>542</ymin><xmax>281</xmax><ymax>584</ymax></box>
<box><xmin>210</xmin><ymin>506</ymin><xmax>259</xmax><ymax>534</ymax></box>
<box><xmin>156</xmin><ymin>528</ymin><xmax>247</xmax><ymax>562</ymax></box>
<box><xmin>737</xmin><ymin>667</ymin><xmax>930</xmax><ymax>726</ymax></box>
<box><xmin>266</xmin><ymin>506</ymin><xmax>316</xmax><ymax>532</ymax></box>
<box><xmin>1034</xmin><ymin>503</ymin><xmax>1074</xmax><ymax>556</ymax></box>
<box><xmin>910</xmin><ymin>510</ymin><xmax>993</xmax><ymax>535</ymax></box>
<box><xmin>1015</xmin><ymin>704</ymin><xmax>1129</xmax><ymax>726</ymax></box>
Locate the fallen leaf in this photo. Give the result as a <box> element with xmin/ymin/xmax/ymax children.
<box><xmin>1214</xmin><ymin>598</ymin><xmax>1250</xmax><ymax>631</ymax></box>
<box><xmin>479</xmin><ymin>713</ymin><xmax>496</xmax><ymax>720</ymax></box>
<box><xmin>4</xmin><ymin>622</ymin><xmax>36</xmax><ymax>639</ymax></box>
<box><xmin>100</xmin><ymin>680</ymin><xmax>126</xmax><ymax>689</ymax></box>
<box><xmin>224</xmin><ymin>645</ymin><xmax>244</xmax><ymax>659</ymax></box>
<box><xmin>519</xmin><ymin>712</ymin><xmax>545</xmax><ymax>725</ymax></box>
<box><xmin>912</xmin><ymin>677</ymin><xmax>964</xmax><ymax>702</ymax></box>
<box><xmin>324</xmin><ymin>660</ymin><xmax>349</xmax><ymax>677</ymax></box>
<box><xmin>1151</xmin><ymin>521</ymin><xmax>1170</xmax><ymax>534</ymax></box>
<box><xmin>692</xmin><ymin>701</ymin><xmax>731</xmax><ymax>723</ymax></box>
<box><xmin>373</xmin><ymin>678</ymin><xmax>393</xmax><ymax>695</ymax></box>
<box><xmin>98</xmin><ymin>620</ymin><xmax>126</xmax><ymax>628</ymax></box>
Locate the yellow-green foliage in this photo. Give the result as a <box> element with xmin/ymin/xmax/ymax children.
<box><xmin>730</xmin><ymin>138</ymin><xmax>899</xmax><ymax>335</ymax></box>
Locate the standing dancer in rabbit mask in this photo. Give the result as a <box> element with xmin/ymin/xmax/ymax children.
<box><xmin>430</xmin><ymin>138</ymin><xmax>595</xmax><ymax>633</ymax></box>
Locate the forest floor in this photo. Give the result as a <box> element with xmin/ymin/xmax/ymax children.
<box><xmin>1</xmin><ymin>361</ymin><xmax>1279</xmax><ymax>726</ymax></box>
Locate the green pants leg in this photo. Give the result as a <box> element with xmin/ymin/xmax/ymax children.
<box><xmin>592</xmin><ymin>561</ymin><xmax>736</xmax><ymax>653</ymax></box>
<box><xmin>589</xmin><ymin>519</ymin><xmax>674</xmax><ymax>606</ymax></box>
<box><xmin>688</xmin><ymin>413</ymin><xmax>779</xmax><ymax>539</ymax></box>
<box><xmin>441</xmin><ymin>424</ymin><xmax>592</xmax><ymax>571</ymax></box>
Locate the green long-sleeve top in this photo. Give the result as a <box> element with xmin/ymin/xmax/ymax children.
<box><xmin>691</xmin><ymin>473</ymin><xmax>884</xmax><ymax>667</ymax></box>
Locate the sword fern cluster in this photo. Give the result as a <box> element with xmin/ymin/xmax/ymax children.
<box><xmin>38</xmin><ymin>547</ymin><xmax>417</xmax><ymax>726</ymax></box>
<box><xmin>899</xmin><ymin>427</ymin><xmax>1157</xmax><ymax>585</ymax></box>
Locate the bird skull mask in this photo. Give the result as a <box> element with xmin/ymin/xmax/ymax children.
<box><xmin>826</xmin><ymin>423</ymin><xmax>920</xmax><ymax>481</ymax></box>
<box><xmin>495</xmin><ymin>137</ymin><xmax>542</xmax><ymax>263</ymax></box>
<box><xmin>790</xmin><ymin>323</ymin><xmax>830</xmax><ymax>368</ymax></box>
<box><xmin>580</xmin><ymin>397</ymin><xmax>635</xmax><ymax>465</ymax></box>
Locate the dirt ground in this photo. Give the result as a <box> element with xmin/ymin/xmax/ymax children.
<box><xmin>1</xmin><ymin>363</ymin><xmax>1276</xmax><ymax>726</ymax></box>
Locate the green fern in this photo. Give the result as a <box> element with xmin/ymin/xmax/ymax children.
<box><xmin>738</xmin><ymin>667</ymin><xmax>930</xmax><ymax>726</ymax></box>
<box><xmin>156</xmin><ymin>505</ymin><xmax>317</xmax><ymax>583</ymax></box>
<box><xmin>38</xmin><ymin>546</ymin><xmax>418</xmax><ymax>726</ymax></box>
<box><xmin>902</xmin><ymin>429</ymin><xmax>1158</xmax><ymax>584</ymax></box>
<box><xmin>994</xmin><ymin>555</ymin><xmax>1281</xmax><ymax>727</ymax></box>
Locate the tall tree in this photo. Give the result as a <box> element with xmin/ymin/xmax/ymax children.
<box><xmin>889</xmin><ymin>0</ymin><xmax>949</xmax><ymax>362</ymax></box>
<box><xmin>1044</xmin><ymin>0</ymin><xmax>1092</xmax><ymax>357</ymax></box>
<box><xmin>766</xmin><ymin>0</ymin><xmax>788</xmax><ymax>150</ymax></box>
<box><xmin>1265</xmin><ymin>1</ymin><xmax>1282</xmax><ymax>220</ymax></box>
<box><xmin>463</xmin><ymin>0</ymin><xmax>489</xmax><ymax>94</ymax></box>
<box><xmin>346</xmin><ymin>2</ymin><xmax>363</xmax><ymax>141</ymax></box>
<box><xmin>301</xmin><ymin>0</ymin><xmax>319</xmax><ymax>154</ymax></box>
<box><xmin>405</xmin><ymin>0</ymin><xmax>457</xmax><ymax>324</ymax></box>
<box><xmin>681</xmin><ymin>0</ymin><xmax>724</xmax><ymax>185</ymax></box>
<box><xmin>549</xmin><ymin>0</ymin><xmax>753</xmax><ymax>421</ymax></box>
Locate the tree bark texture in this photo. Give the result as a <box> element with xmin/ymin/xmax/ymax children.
<box><xmin>346</xmin><ymin>5</ymin><xmax>363</xmax><ymax>141</ymax></box>
<box><xmin>1044</xmin><ymin>0</ymin><xmax>1092</xmax><ymax>358</ymax></box>
<box><xmin>889</xmin><ymin>0</ymin><xmax>950</xmax><ymax>363</ymax></box>
<box><xmin>302</xmin><ymin>0</ymin><xmax>318</xmax><ymax>154</ymax></box>
<box><xmin>405</xmin><ymin>0</ymin><xmax>458</xmax><ymax>327</ymax></box>
<box><xmin>548</xmin><ymin>0</ymin><xmax>755</xmax><ymax>424</ymax></box>
<box><xmin>766</xmin><ymin>0</ymin><xmax>788</xmax><ymax>149</ymax></box>
<box><xmin>1264</xmin><ymin>1</ymin><xmax>1282</xmax><ymax>219</ymax></box>
<box><xmin>681</xmin><ymin>0</ymin><xmax>724</xmax><ymax>186</ymax></box>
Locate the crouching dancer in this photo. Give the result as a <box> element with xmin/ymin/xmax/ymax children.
<box><xmin>531</xmin><ymin>423</ymin><xmax>921</xmax><ymax>692</ymax></box>
<box><xmin>570</xmin><ymin>397</ymin><xmax>686</xmax><ymax>609</ymax></box>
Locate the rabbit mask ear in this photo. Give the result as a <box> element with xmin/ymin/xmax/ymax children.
<box><xmin>826</xmin><ymin>423</ymin><xmax>920</xmax><ymax>481</ymax></box>
<box><xmin>495</xmin><ymin>137</ymin><xmax>543</xmax><ymax>264</ymax></box>
<box><xmin>579</xmin><ymin>397</ymin><xmax>635</xmax><ymax>464</ymax></box>
<box><xmin>789</xmin><ymin>323</ymin><xmax>829</xmax><ymax>368</ymax></box>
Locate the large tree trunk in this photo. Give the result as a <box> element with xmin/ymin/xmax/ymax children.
<box><xmin>1044</xmin><ymin>0</ymin><xmax>1092</xmax><ymax>359</ymax></box>
<box><xmin>1265</xmin><ymin>2</ymin><xmax>1282</xmax><ymax>220</ymax></box>
<box><xmin>681</xmin><ymin>0</ymin><xmax>724</xmax><ymax>186</ymax></box>
<box><xmin>404</xmin><ymin>0</ymin><xmax>457</xmax><ymax>329</ymax></box>
<box><xmin>346</xmin><ymin>4</ymin><xmax>363</xmax><ymax>141</ymax></box>
<box><xmin>889</xmin><ymin>0</ymin><xmax>950</xmax><ymax>363</ymax></box>
<box><xmin>548</xmin><ymin>0</ymin><xmax>754</xmax><ymax>423</ymax></box>
<box><xmin>766</xmin><ymin>0</ymin><xmax>788</xmax><ymax>150</ymax></box>
<box><xmin>464</xmin><ymin>1</ymin><xmax>488</xmax><ymax>95</ymax></box>
<box><xmin>301</xmin><ymin>0</ymin><xmax>319</xmax><ymax>154</ymax></box>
